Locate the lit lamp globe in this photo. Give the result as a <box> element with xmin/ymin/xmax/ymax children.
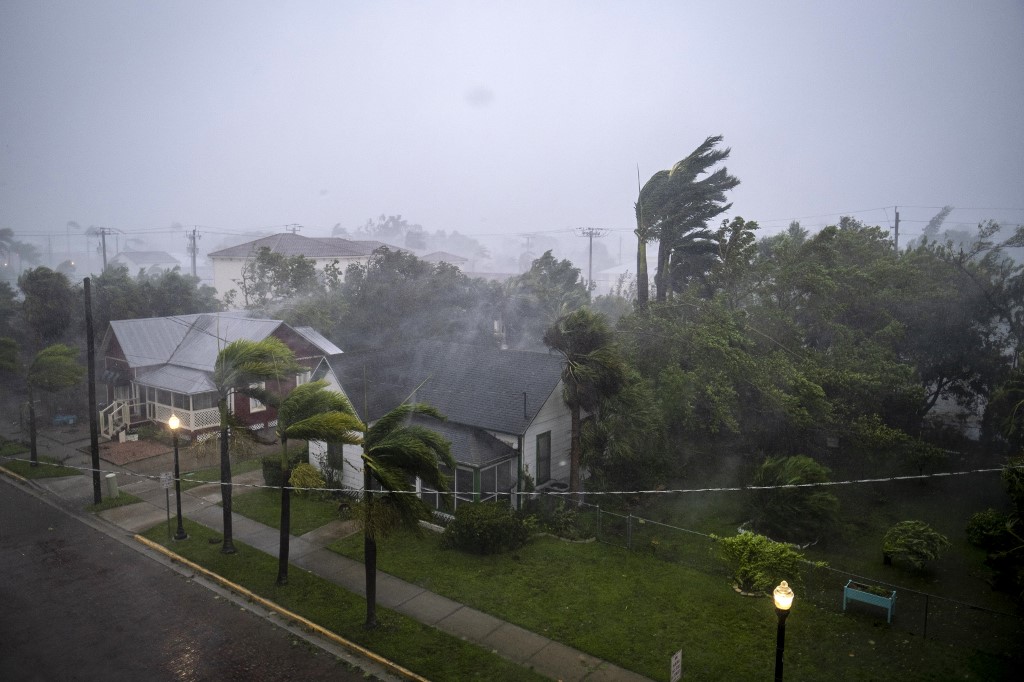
<box><xmin>168</xmin><ymin>414</ymin><xmax>180</xmax><ymax>431</ymax></box>
<box><xmin>773</xmin><ymin>581</ymin><xmax>794</xmax><ymax>611</ymax></box>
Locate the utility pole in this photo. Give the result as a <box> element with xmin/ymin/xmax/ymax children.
<box><xmin>894</xmin><ymin>206</ymin><xmax>900</xmax><ymax>251</ymax></box>
<box><xmin>285</xmin><ymin>223</ymin><xmax>301</xmax><ymax>234</ymax></box>
<box><xmin>575</xmin><ymin>227</ymin><xmax>608</xmax><ymax>291</ymax></box>
<box><xmin>187</xmin><ymin>227</ymin><xmax>200</xmax><ymax>277</ymax></box>
<box><xmin>98</xmin><ymin>227</ymin><xmax>109</xmax><ymax>269</ymax></box>
<box><xmin>84</xmin><ymin>277</ymin><xmax>102</xmax><ymax>504</ymax></box>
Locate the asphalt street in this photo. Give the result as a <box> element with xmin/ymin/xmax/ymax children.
<box><xmin>0</xmin><ymin>481</ymin><xmax>373</xmax><ymax>682</ymax></box>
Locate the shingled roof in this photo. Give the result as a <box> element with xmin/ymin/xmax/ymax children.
<box><xmin>328</xmin><ymin>342</ymin><xmax>564</xmax><ymax>437</ymax></box>
<box><xmin>207</xmin><ymin>233</ymin><xmax>396</xmax><ymax>260</ymax></box>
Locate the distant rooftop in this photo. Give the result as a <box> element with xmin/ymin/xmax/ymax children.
<box><xmin>110</xmin><ymin>250</ymin><xmax>180</xmax><ymax>267</ymax></box>
<box><xmin>208</xmin><ymin>233</ymin><xmax>398</xmax><ymax>260</ymax></box>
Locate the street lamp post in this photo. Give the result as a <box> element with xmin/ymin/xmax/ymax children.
<box><xmin>168</xmin><ymin>414</ymin><xmax>187</xmax><ymax>540</ymax></box>
<box><xmin>773</xmin><ymin>580</ymin><xmax>794</xmax><ymax>681</ymax></box>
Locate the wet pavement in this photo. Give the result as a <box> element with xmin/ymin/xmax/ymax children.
<box><xmin>0</xmin><ymin>482</ymin><xmax>378</xmax><ymax>682</ymax></box>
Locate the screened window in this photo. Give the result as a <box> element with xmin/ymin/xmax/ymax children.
<box><xmin>536</xmin><ymin>431</ymin><xmax>551</xmax><ymax>484</ymax></box>
<box><xmin>249</xmin><ymin>382</ymin><xmax>266</xmax><ymax>412</ymax></box>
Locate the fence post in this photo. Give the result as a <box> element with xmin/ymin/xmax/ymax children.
<box><xmin>626</xmin><ymin>514</ymin><xmax>632</xmax><ymax>550</ymax></box>
<box><xmin>923</xmin><ymin>594</ymin><xmax>929</xmax><ymax>639</ymax></box>
<box><xmin>596</xmin><ymin>505</ymin><xmax>601</xmax><ymax>539</ymax></box>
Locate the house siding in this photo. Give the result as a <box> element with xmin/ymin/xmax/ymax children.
<box><xmin>522</xmin><ymin>382</ymin><xmax>571</xmax><ymax>487</ymax></box>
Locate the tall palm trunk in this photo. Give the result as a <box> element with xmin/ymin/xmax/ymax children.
<box><xmin>276</xmin><ymin>438</ymin><xmax>291</xmax><ymax>585</ymax></box>
<box><xmin>363</xmin><ymin>465</ymin><xmax>378</xmax><ymax>629</ymax></box>
<box><xmin>569</xmin><ymin>404</ymin><xmax>582</xmax><ymax>505</ymax></box>
<box><xmin>27</xmin><ymin>383</ymin><xmax>38</xmax><ymax>467</ymax></box>
<box><xmin>219</xmin><ymin>397</ymin><xmax>236</xmax><ymax>554</ymax></box>
<box><xmin>655</xmin><ymin>238</ymin><xmax>672</xmax><ymax>303</ymax></box>
<box><xmin>636</xmin><ymin>235</ymin><xmax>650</xmax><ymax>310</ymax></box>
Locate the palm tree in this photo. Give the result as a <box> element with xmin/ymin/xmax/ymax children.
<box><xmin>275</xmin><ymin>380</ymin><xmax>362</xmax><ymax>585</ymax></box>
<box><xmin>361</xmin><ymin>402</ymin><xmax>454</xmax><ymax>628</ymax></box>
<box><xmin>213</xmin><ymin>337</ymin><xmax>301</xmax><ymax>554</ymax></box>
<box><xmin>635</xmin><ymin>135</ymin><xmax>739</xmax><ymax>306</ymax></box>
<box><xmin>543</xmin><ymin>308</ymin><xmax>627</xmax><ymax>504</ymax></box>
<box><xmin>26</xmin><ymin>344</ymin><xmax>84</xmax><ymax>467</ymax></box>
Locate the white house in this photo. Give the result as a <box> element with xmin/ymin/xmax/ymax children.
<box><xmin>317</xmin><ymin>341</ymin><xmax>572</xmax><ymax>509</ymax></box>
<box><xmin>207</xmin><ymin>232</ymin><xmax>397</xmax><ymax>299</ymax></box>
<box><xmin>109</xmin><ymin>250</ymin><xmax>181</xmax><ymax>275</ymax></box>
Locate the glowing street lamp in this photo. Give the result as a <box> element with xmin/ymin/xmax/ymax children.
<box><xmin>168</xmin><ymin>414</ymin><xmax>187</xmax><ymax>540</ymax></box>
<box><xmin>773</xmin><ymin>580</ymin><xmax>794</xmax><ymax>681</ymax></box>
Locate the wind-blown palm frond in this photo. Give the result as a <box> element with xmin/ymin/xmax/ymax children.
<box><xmin>213</xmin><ymin>338</ymin><xmax>303</xmax><ymax>394</ymax></box>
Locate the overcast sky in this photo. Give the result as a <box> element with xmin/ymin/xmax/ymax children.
<box><xmin>2</xmin><ymin>0</ymin><xmax>1022</xmax><ymax>254</ymax></box>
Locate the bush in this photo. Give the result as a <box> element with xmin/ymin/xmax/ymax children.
<box><xmin>289</xmin><ymin>463</ymin><xmax>326</xmax><ymax>497</ymax></box>
<box><xmin>746</xmin><ymin>455</ymin><xmax>839</xmax><ymax>543</ymax></box>
<box><xmin>261</xmin><ymin>446</ymin><xmax>309</xmax><ymax>487</ymax></box>
<box><xmin>714</xmin><ymin>531</ymin><xmax>821</xmax><ymax>594</ymax></box>
<box><xmin>442</xmin><ymin>502</ymin><xmax>533</xmax><ymax>555</ymax></box>
<box><xmin>882</xmin><ymin>520</ymin><xmax>951</xmax><ymax>569</ymax></box>
<box><xmin>966</xmin><ymin>508</ymin><xmax>1011</xmax><ymax>549</ymax></box>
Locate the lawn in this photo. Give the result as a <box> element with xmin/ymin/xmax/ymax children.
<box><xmin>140</xmin><ymin>520</ymin><xmax>547</xmax><ymax>682</ymax></box>
<box><xmin>229</xmin><ymin>487</ymin><xmax>343</xmax><ymax>535</ymax></box>
<box><xmin>1</xmin><ymin>453</ymin><xmax>81</xmax><ymax>478</ymax></box>
<box><xmin>330</xmin><ymin>530</ymin><xmax>1014</xmax><ymax>681</ymax></box>
<box><xmin>180</xmin><ymin>457</ymin><xmax>262</xmax><ymax>490</ymax></box>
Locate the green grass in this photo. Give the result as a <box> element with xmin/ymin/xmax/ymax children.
<box><xmin>229</xmin><ymin>488</ymin><xmax>343</xmax><ymax>535</ymax></box>
<box><xmin>1</xmin><ymin>454</ymin><xmax>81</xmax><ymax>478</ymax></box>
<box><xmin>330</xmin><ymin>530</ymin><xmax>1014</xmax><ymax>681</ymax></box>
<box><xmin>87</xmin><ymin>492</ymin><xmax>144</xmax><ymax>512</ymax></box>
<box><xmin>141</xmin><ymin>520</ymin><xmax>547</xmax><ymax>682</ymax></box>
<box><xmin>180</xmin><ymin>457</ymin><xmax>262</xmax><ymax>490</ymax></box>
<box><xmin>1</xmin><ymin>438</ymin><xmax>29</xmax><ymax>457</ymax></box>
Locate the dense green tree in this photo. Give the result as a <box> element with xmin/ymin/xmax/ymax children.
<box><xmin>274</xmin><ymin>380</ymin><xmax>362</xmax><ymax>584</ymax></box>
<box><xmin>18</xmin><ymin>267</ymin><xmax>77</xmax><ymax>346</ymax></box>
<box><xmin>26</xmin><ymin>344</ymin><xmax>84</xmax><ymax>466</ymax></box>
<box><xmin>882</xmin><ymin>520</ymin><xmax>951</xmax><ymax>569</ymax></box>
<box><xmin>505</xmin><ymin>251</ymin><xmax>589</xmax><ymax>348</ymax></box>
<box><xmin>234</xmin><ymin>247</ymin><xmax>323</xmax><ymax>308</ymax></box>
<box><xmin>213</xmin><ymin>338</ymin><xmax>302</xmax><ymax>554</ymax></box>
<box><xmin>543</xmin><ymin>308</ymin><xmax>627</xmax><ymax>503</ymax></box>
<box><xmin>360</xmin><ymin>402</ymin><xmax>453</xmax><ymax>628</ymax></box>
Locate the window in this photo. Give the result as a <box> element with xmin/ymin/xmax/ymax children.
<box><xmin>296</xmin><ymin>370</ymin><xmax>312</xmax><ymax>386</ymax></box>
<box><xmin>249</xmin><ymin>382</ymin><xmax>266</xmax><ymax>412</ymax></box>
<box><xmin>480</xmin><ymin>461</ymin><xmax>513</xmax><ymax>503</ymax></box>
<box><xmin>536</xmin><ymin>431</ymin><xmax>551</xmax><ymax>484</ymax></box>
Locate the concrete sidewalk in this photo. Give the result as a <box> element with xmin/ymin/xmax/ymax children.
<box><xmin>1</xmin><ymin>425</ymin><xmax>651</xmax><ymax>682</ymax></box>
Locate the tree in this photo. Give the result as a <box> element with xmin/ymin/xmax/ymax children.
<box><xmin>274</xmin><ymin>380</ymin><xmax>362</xmax><ymax>584</ymax></box>
<box><xmin>212</xmin><ymin>338</ymin><xmax>302</xmax><ymax>554</ymax></box>
<box><xmin>504</xmin><ymin>251</ymin><xmax>589</xmax><ymax>349</ymax></box>
<box><xmin>360</xmin><ymin>401</ymin><xmax>454</xmax><ymax>628</ymax></box>
<box><xmin>234</xmin><ymin>247</ymin><xmax>323</xmax><ymax>308</ymax></box>
<box><xmin>543</xmin><ymin>308</ymin><xmax>627</xmax><ymax>504</ymax></box>
<box><xmin>882</xmin><ymin>520</ymin><xmax>951</xmax><ymax>569</ymax></box>
<box><xmin>747</xmin><ymin>455</ymin><xmax>840</xmax><ymax>544</ymax></box>
<box><xmin>634</xmin><ymin>136</ymin><xmax>740</xmax><ymax>306</ymax></box>
<box><xmin>26</xmin><ymin>344</ymin><xmax>84</xmax><ymax>466</ymax></box>
<box><xmin>18</xmin><ymin>267</ymin><xmax>76</xmax><ymax>346</ymax></box>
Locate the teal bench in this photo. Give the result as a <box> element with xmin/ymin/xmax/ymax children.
<box><xmin>843</xmin><ymin>580</ymin><xmax>896</xmax><ymax>623</ymax></box>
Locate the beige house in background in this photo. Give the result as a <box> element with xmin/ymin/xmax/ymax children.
<box><xmin>207</xmin><ymin>232</ymin><xmax>396</xmax><ymax>299</ymax></box>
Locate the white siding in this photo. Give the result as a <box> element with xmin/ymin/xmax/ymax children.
<box><xmin>522</xmin><ymin>381</ymin><xmax>572</xmax><ymax>486</ymax></box>
<box><xmin>211</xmin><ymin>254</ymin><xmax>372</xmax><ymax>299</ymax></box>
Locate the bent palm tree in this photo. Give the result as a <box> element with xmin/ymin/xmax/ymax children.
<box><xmin>543</xmin><ymin>308</ymin><xmax>627</xmax><ymax>504</ymax></box>
<box><xmin>213</xmin><ymin>338</ymin><xmax>301</xmax><ymax>554</ymax></box>
<box><xmin>275</xmin><ymin>380</ymin><xmax>362</xmax><ymax>585</ymax></box>
<box><xmin>361</xmin><ymin>402</ymin><xmax>454</xmax><ymax>628</ymax></box>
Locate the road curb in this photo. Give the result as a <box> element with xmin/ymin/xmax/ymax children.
<box><xmin>134</xmin><ymin>535</ymin><xmax>429</xmax><ymax>682</ymax></box>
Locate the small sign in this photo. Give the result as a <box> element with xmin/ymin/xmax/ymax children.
<box><xmin>160</xmin><ymin>472</ymin><xmax>173</xmax><ymax>490</ymax></box>
<box><xmin>671</xmin><ymin>649</ymin><xmax>682</xmax><ymax>682</ymax></box>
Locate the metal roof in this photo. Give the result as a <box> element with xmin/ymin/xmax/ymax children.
<box><xmin>294</xmin><ymin>326</ymin><xmax>344</xmax><ymax>356</ymax></box>
<box><xmin>134</xmin><ymin>365</ymin><xmax>216</xmax><ymax>394</ymax></box>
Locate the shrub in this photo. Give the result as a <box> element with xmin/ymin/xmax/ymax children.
<box><xmin>882</xmin><ymin>520</ymin><xmax>951</xmax><ymax>569</ymax></box>
<box><xmin>747</xmin><ymin>455</ymin><xmax>839</xmax><ymax>543</ymax></box>
<box><xmin>442</xmin><ymin>502</ymin><xmax>533</xmax><ymax>555</ymax></box>
<box><xmin>714</xmin><ymin>531</ymin><xmax>821</xmax><ymax>594</ymax></box>
<box><xmin>966</xmin><ymin>508</ymin><xmax>1011</xmax><ymax>549</ymax></box>
<box><xmin>289</xmin><ymin>463</ymin><xmax>326</xmax><ymax>497</ymax></box>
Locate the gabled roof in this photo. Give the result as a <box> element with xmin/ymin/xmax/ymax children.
<box><xmin>207</xmin><ymin>233</ymin><xmax>398</xmax><ymax>260</ymax></box>
<box><xmin>421</xmin><ymin>250</ymin><xmax>468</xmax><ymax>265</ymax></box>
<box><xmin>328</xmin><ymin>341</ymin><xmax>564</xmax><ymax>437</ymax></box>
<box><xmin>415</xmin><ymin>418</ymin><xmax>516</xmax><ymax>468</ymax></box>
<box><xmin>111</xmin><ymin>251</ymin><xmax>180</xmax><ymax>267</ymax></box>
<box><xmin>104</xmin><ymin>313</ymin><xmax>343</xmax><ymax>394</ymax></box>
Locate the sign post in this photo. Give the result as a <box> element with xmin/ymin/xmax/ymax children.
<box><xmin>161</xmin><ymin>472</ymin><xmax>173</xmax><ymax>538</ymax></box>
<box><xmin>671</xmin><ymin>649</ymin><xmax>682</xmax><ymax>682</ymax></box>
